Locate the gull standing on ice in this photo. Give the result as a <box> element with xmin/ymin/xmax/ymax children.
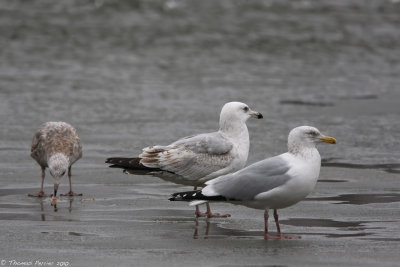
<box><xmin>29</xmin><ymin>122</ymin><xmax>82</xmax><ymax>198</ymax></box>
<box><xmin>169</xmin><ymin>126</ymin><xmax>336</xmax><ymax>239</ymax></box>
<box><xmin>106</xmin><ymin>102</ymin><xmax>263</xmax><ymax>217</ymax></box>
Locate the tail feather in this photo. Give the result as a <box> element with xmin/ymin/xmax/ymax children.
<box><xmin>169</xmin><ymin>190</ymin><xmax>227</xmax><ymax>201</ymax></box>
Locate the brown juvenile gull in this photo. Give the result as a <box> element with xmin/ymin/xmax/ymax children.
<box><xmin>169</xmin><ymin>126</ymin><xmax>336</xmax><ymax>239</ymax></box>
<box><xmin>29</xmin><ymin>122</ymin><xmax>82</xmax><ymax>198</ymax></box>
<box><xmin>106</xmin><ymin>102</ymin><xmax>263</xmax><ymax>218</ymax></box>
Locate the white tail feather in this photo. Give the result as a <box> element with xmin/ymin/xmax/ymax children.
<box><xmin>189</xmin><ymin>200</ymin><xmax>208</xmax><ymax>206</ymax></box>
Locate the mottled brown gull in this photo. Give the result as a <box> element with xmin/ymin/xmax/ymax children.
<box><xmin>106</xmin><ymin>102</ymin><xmax>263</xmax><ymax>217</ymax></box>
<box><xmin>29</xmin><ymin>122</ymin><xmax>82</xmax><ymax>198</ymax></box>
<box><xmin>170</xmin><ymin>126</ymin><xmax>336</xmax><ymax>239</ymax></box>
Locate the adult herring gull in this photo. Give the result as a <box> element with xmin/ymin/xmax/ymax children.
<box><xmin>169</xmin><ymin>126</ymin><xmax>336</xmax><ymax>239</ymax></box>
<box><xmin>29</xmin><ymin>122</ymin><xmax>82</xmax><ymax>198</ymax></box>
<box><xmin>106</xmin><ymin>102</ymin><xmax>263</xmax><ymax>217</ymax></box>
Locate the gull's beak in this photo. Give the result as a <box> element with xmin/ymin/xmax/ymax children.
<box><xmin>320</xmin><ymin>135</ymin><xmax>337</xmax><ymax>144</ymax></box>
<box><xmin>250</xmin><ymin>110</ymin><xmax>263</xmax><ymax>119</ymax></box>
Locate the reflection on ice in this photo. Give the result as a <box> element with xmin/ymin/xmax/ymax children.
<box><xmin>307</xmin><ymin>193</ymin><xmax>400</xmax><ymax>205</ymax></box>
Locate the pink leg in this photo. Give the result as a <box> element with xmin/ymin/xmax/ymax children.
<box><xmin>273</xmin><ymin>209</ymin><xmax>281</xmax><ymax>234</ymax></box>
<box><xmin>264</xmin><ymin>209</ymin><xmax>279</xmax><ymax>239</ymax></box>
<box><xmin>205</xmin><ymin>202</ymin><xmax>230</xmax><ymax>218</ymax></box>
<box><xmin>61</xmin><ymin>166</ymin><xmax>82</xmax><ymax>196</ymax></box>
<box><xmin>192</xmin><ymin>186</ymin><xmax>230</xmax><ymax>218</ymax></box>
<box><xmin>29</xmin><ymin>167</ymin><xmax>48</xmax><ymax>197</ymax></box>
<box><xmin>193</xmin><ymin>186</ymin><xmax>208</xmax><ymax>218</ymax></box>
<box><xmin>195</xmin><ymin>205</ymin><xmax>208</xmax><ymax>218</ymax></box>
<box><xmin>273</xmin><ymin>209</ymin><xmax>300</xmax><ymax>239</ymax></box>
<box><xmin>264</xmin><ymin>209</ymin><xmax>300</xmax><ymax>239</ymax></box>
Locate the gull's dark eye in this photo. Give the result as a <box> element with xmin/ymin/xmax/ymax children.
<box><xmin>309</xmin><ymin>131</ymin><xmax>318</xmax><ymax>136</ymax></box>
<box><xmin>243</xmin><ymin>106</ymin><xmax>249</xmax><ymax>112</ymax></box>
<box><xmin>61</xmin><ymin>171</ymin><xmax>66</xmax><ymax>176</ymax></box>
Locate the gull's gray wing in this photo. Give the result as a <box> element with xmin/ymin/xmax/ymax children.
<box><xmin>171</xmin><ymin>132</ymin><xmax>233</xmax><ymax>154</ymax></box>
<box><xmin>139</xmin><ymin>131</ymin><xmax>234</xmax><ymax>181</ymax></box>
<box><xmin>204</xmin><ymin>155</ymin><xmax>292</xmax><ymax>201</ymax></box>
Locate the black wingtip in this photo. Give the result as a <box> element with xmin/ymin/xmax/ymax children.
<box><xmin>108</xmin><ymin>164</ymin><xmax>119</xmax><ymax>168</ymax></box>
<box><xmin>105</xmin><ymin>157</ymin><xmax>119</xmax><ymax>164</ymax></box>
<box><xmin>169</xmin><ymin>190</ymin><xmax>201</xmax><ymax>201</ymax></box>
<box><xmin>169</xmin><ymin>190</ymin><xmax>227</xmax><ymax>202</ymax></box>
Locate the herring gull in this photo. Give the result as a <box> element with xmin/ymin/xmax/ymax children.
<box><xmin>106</xmin><ymin>101</ymin><xmax>263</xmax><ymax>217</ymax></box>
<box><xmin>29</xmin><ymin>122</ymin><xmax>82</xmax><ymax>198</ymax></box>
<box><xmin>169</xmin><ymin>126</ymin><xmax>336</xmax><ymax>239</ymax></box>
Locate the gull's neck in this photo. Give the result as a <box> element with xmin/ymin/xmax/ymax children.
<box><xmin>219</xmin><ymin>120</ymin><xmax>250</xmax><ymax>169</ymax></box>
<box><xmin>219</xmin><ymin>119</ymin><xmax>249</xmax><ymax>141</ymax></box>
<box><xmin>219</xmin><ymin>120</ymin><xmax>250</xmax><ymax>167</ymax></box>
<box><xmin>288</xmin><ymin>142</ymin><xmax>320</xmax><ymax>160</ymax></box>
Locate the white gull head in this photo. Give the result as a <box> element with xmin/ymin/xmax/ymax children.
<box><xmin>288</xmin><ymin>126</ymin><xmax>337</xmax><ymax>156</ymax></box>
<box><xmin>218</xmin><ymin>102</ymin><xmax>263</xmax><ymax>133</ymax></box>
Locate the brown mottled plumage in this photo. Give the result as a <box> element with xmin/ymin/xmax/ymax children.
<box><xmin>29</xmin><ymin>122</ymin><xmax>82</xmax><ymax>198</ymax></box>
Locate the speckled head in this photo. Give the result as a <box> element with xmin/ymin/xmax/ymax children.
<box><xmin>288</xmin><ymin>126</ymin><xmax>336</xmax><ymax>154</ymax></box>
<box><xmin>48</xmin><ymin>153</ymin><xmax>69</xmax><ymax>196</ymax></box>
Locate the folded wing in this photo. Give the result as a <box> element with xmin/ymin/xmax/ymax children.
<box><xmin>203</xmin><ymin>155</ymin><xmax>292</xmax><ymax>201</ymax></box>
<box><xmin>140</xmin><ymin>132</ymin><xmax>234</xmax><ymax>181</ymax></box>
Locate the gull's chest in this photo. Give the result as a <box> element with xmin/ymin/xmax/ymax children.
<box><xmin>286</xmin><ymin>152</ymin><xmax>321</xmax><ymax>194</ymax></box>
<box><xmin>230</xmin><ymin>135</ymin><xmax>250</xmax><ymax>169</ymax></box>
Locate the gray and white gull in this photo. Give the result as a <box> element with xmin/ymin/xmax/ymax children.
<box><xmin>106</xmin><ymin>101</ymin><xmax>263</xmax><ymax>217</ymax></box>
<box><xmin>170</xmin><ymin>126</ymin><xmax>336</xmax><ymax>239</ymax></box>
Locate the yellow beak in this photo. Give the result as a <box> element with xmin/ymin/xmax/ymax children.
<box><xmin>320</xmin><ymin>136</ymin><xmax>337</xmax><ymax>144</ymax></box>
